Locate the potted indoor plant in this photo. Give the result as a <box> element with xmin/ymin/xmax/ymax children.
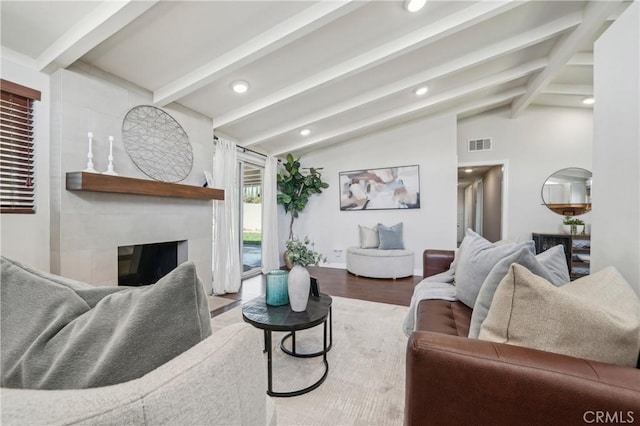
<box><xmin>285</xmin><ymin>237</ymin><xmax>327</xmax><ymax>312</ymax></box>
<box><xmin>277</xmin><ymin>154</ymin><xmax>329</xmax><ymax>240</ymax></box>
<box><xmin>563</xmin><ymin>216</ymin><xmax>585</xmax><ymax>235</ymax></box>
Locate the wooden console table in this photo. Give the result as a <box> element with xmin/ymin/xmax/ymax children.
<box><xmin>532</xmin><ymin>233</ymin><xmax>591</xmax><ymax>280</ymax></box>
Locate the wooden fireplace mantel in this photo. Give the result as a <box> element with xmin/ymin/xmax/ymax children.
<box><xmin>66</xmin><ymin>172</ymin><xmax>224</xmax><ymax>200</ymax></box>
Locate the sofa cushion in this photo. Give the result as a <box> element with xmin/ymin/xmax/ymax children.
<box><xmin>1</xmin><ymin>257</ymin><xmax>212</xmax><ymax>389</ymax></box>
<box><xmin>454</xmin><ymin>229</ymin><xmax>535</xmax><ymax>308</ymax></box>
<box><xmin>378</xmin><ymin>222</ymin><xmax>404</xmax><ymax>250</ymax></box>
<box><xmin>415</xmin><ymin>300</ymin><xmax>472</xmax><ymax>336</ymax></box>
<box><xmin>358</xmin><ymin>224</ymin><xmax>379</xmax><ymax>248</ymax></box>
<box><xmin>468</xmin><ymin>244</ymin><xmax>569</xmax><ymax>338</ymax></box>
<box><xmin>478</xmin><ymin>264</ymin><xmax>640</xmax><ymax>367</ymax></box>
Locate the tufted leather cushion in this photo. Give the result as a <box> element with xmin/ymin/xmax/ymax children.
<box><xmin>415</xmin><ymin>299</ymin><xmax>472</xmax><ymax>337</ymax></box>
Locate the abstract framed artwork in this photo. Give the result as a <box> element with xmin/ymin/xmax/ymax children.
<box><xmin>339</xmin><ymin>165</ymin><xmax>420</xmax><ymax>210</ymax></box>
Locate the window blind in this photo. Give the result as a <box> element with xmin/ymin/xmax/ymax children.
<box><xmin>1</xmin><ymin>79</ymin><xmax>41</xmax><ymax>214</ymax></box>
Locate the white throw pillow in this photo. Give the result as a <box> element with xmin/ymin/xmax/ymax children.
<box><xmin>479</xmin><ymin>264</ymin><xmax>640</xmax><ymax>367</ymax></box>
<box><xmin>358</xmin><ymin>224</ymin><xmax>379</xmax><ymax>249</ymax></box>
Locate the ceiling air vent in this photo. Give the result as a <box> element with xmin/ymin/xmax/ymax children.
<box><xmin>468</xmin><ymin>137</ymin><xmax>492</xmax><ymax>152</ymax></box>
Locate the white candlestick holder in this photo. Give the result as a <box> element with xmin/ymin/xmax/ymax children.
<box><xmin>83</xmin><ymin>132</ymin><xmax>98</xmax><ymax>173</ymax></box>
<box><xmin>102</xmin><ymin>136</ymin><xmax>119</xmax><ymax>176</ymax></box>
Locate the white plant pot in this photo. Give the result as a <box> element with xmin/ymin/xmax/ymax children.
<box><xmin>562</xmin><ymin>224</ymin><xmax>582</xmax><ymax>235</ymax></box>
<box><xmin>287</xmin><ymin>265</ymin><xmax>310</xmax><ymax>312</ymax></box>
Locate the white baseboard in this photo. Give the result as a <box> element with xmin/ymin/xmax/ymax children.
<box><xmin>319</xmin><ymin>262</ymin><xmax>421</xmax><ymax>277</ymax></box>
<box><xmin>320</xmin><ymin>262</ymin><xmax>347</xmax><ymax>269</ymax></box>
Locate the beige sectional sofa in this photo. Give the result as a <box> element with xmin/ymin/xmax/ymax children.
<box><xmin>2</xmin><ymin>322</ymin><xmax>276</xmax><ymax>425</ymax></box>
<box><xmin>1</xmin><ymin>257</ymin><xmax>275</xmax><ymax>425</ymax></box>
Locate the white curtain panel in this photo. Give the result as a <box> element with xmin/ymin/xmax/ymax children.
<box><xmin>213</xmin><ymin>138</ymin><xmax>241</xmax><ymax>294</ymax></box>
<box><xmin>261</xmin><ymin>155</ymin><xmax>280</xmax><ymax>274</ymax></box>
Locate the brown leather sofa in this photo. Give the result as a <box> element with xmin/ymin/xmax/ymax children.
<box><xmin>405</xmin><ymin>249</ymin><xmax>640</xmax><ymax>426</ymax></box>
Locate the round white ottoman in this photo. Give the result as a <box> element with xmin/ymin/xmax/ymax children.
<box><xmin>346</xmin><ymin>247</ymin><xmax>414</xmax><ymax>279</ymax></box>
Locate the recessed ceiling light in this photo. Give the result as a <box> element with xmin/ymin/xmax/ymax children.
<box><xmin>299</xmin><ymin>128</ymin><xmax>311</xmax><ymax>136</ymax></box>
<box><xmin>414</xmin><ymin>86</ymin><xmax>429</xmax><ymax>96</ymax></box>
<box><xmin>404</xmin><ymin>0</ymin><xmax>426</xmax><ymax>12</ymax></box>
<box><xmin>465</xmin><ymin>168</ymin><xmax>473</xmax><ymax>173</ymax></box>
<box><xmin>582</xmin><ymin>97</ymin><xmax>595</xmax><ymax>105</ymax></box>
<box><xmin>231</xmin><ymin>80</ymin><xmax>249</xmax><ymax>94</ymax></box>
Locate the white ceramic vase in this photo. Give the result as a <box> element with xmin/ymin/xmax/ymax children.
<box><xmin>287</xmin><ymin>265</ymin><xmax>310</xmax><ymax>312</ymax></box>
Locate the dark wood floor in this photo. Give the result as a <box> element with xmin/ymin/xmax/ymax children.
<box><xmin>211</xmin><ymin>267</ymin><xmax>421</xmax><ymax>317</ymax></box>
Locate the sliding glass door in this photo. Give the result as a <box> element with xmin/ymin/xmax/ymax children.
<box><xmin>239</xmin><ymin>161</ymin><xmax>263</xmax><ymax>277</ymax></box>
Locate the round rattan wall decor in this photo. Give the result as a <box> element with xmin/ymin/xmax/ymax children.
<box><xmin>122</xmin><ymin>105</ymin><xmax>193</xmax><ymax>182</ymax></box>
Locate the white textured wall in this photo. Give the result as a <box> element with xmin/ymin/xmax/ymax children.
<box><xmin>0</xmin><ymin>54</ymin><xmax>51</xmax><ymax>271</ymax></box>
<box><xmin>50</xmin><ymin>65</ymin><xmax>214</xmax><ymax>292</ymax></box>
<box><xmin>458</xmin><ymin>106</ymin><xmax>593</xmax><ymax>244</ymax></box>
<box><xmin>286</xmin><ymin>113</ymin><xmax>458</xmax><ymax>275</ymax></box>
<box><xmin>592</xmin><ymin>1</ymin><xmax>639</xmax><ymax>295</ymax></box>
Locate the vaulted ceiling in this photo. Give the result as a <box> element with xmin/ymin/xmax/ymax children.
<box><xmin>1</xmin><ymin>1</ymin><xmax>631</xmax><ymax>156</ymax></box>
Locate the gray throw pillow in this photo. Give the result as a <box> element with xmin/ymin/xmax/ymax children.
<box><xmin>534</xmin><ymin>244</ymin><xmax>571</xmax><ymax>284</ymax></box>
<box><xmin>378</xmin><ymin>222</ymin><xmax>404</xmax><ymax>250</ymax></box>
<box><xmin>1</xmin><ymin>257</ymin><xmax>211</xmax><ymax>390</ymax></box>
<box><xmin>454</xmin><ymin>229</ymin><xmax>535</xmax><ymax>308</ymax></box>
<box><xmin>468</xmin><ymin>244</ymin><xmax>569</xmax><ymax>338</ymax></box>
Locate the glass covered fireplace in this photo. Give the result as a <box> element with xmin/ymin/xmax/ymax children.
<box><xmin>118</xmin><ymin>240</ymin><xmax>187</xmax><ymax>286</ymax></box>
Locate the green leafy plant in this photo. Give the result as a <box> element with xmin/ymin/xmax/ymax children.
<box><xmin>285</xmin><ymin>237</ymin><xmax>327</xmax><ymax>267</ymax></box>
<box><xmin>277</xmin><ymin>154</ymin><xmax>329</xmax><ymax>239</ymax></box>
<box><xmin>563</xmin><ymin>216</ymin><xmax>585</xmax><ymax>226</ymax></box>
<box><xmin>563</xmin><ymin>216</ymin><xmax>585</xmax><ymax>235</ymax></box>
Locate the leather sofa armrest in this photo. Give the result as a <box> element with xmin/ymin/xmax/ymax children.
<box><xmin>422</xmin><ymin>249</ymin><xmax>455</xmax><ymax>278</ymax></box>
<box><xmin>405</xmin><ymin>331</ymin><xmax>640</xmax><ymax>426</ymax></box>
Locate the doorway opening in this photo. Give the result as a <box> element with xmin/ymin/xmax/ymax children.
<box><xmin>239</xmin><ymin>161</ymin><xmax>263</xmax><ymax>278</ymax></box>
<box><xmin>457</xmin><ymin>162</ymin><xmax>506</xmax><ymax>245</ymax></box>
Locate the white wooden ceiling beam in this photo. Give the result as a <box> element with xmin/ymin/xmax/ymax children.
<box><xmin>153</xmin><ymin>0</ymin><xmax>364</xmax><ymax>107</ymax></box>
<box><xmin>542</xmin><ymin>84</ymin><xmax>593</xmax><ymax>96</ymax></box>
<box><xmin>37</xmin><ymin>1</ymin><xmax>158</xmax><ymax>73</ymax></box>
<box><xmin>568</xmin><ymin>52</ymin><xmax>594</xmax><ymax>66</ymax></box>
<box><xmin>456</xmin><ymin>88</ymin><xmax>528</xmax><ymax>119</ymax></box>
<box><xmin>243</xmin><ymin>11</ymin><xmax>580</xmax><ymax>147</ymax></box>
<box><xmin>214</xmin><ymin>0</ymin><xmax>522</xmax><ymax>129</ymax></box>
<box><xmin>510</xmin><ymin>0</ymin><xmax>623</xmax><ymax>118</ymax></box>
<box><xmin>272</xmin><ymin>59</ymin><xmax>545</xmax><ymax>156</ymax></box>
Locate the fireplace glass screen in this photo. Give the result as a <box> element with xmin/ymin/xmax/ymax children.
<box><xmin>118</xmin><ymin>241</ymin><xmax>181</xmax><ymax>286</ymax></box>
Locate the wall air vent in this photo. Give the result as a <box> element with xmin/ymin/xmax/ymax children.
<box><xmin>468</xmin><ymin>138</ymin><xmax>492</xmax><ymax>152</ymax></box>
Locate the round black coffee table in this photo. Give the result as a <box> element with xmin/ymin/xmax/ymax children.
<box><xmin>242</xmin><ymin>293</ymin><xmax>332</xmax><ymax>397</ymax></box>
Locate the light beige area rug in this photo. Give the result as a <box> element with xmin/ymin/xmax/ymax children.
<box><xmin>211</xmin><ymin>296</ymin><xmax>409</xmax><ymax>426</ymax></box>
<box><xmin>207</xmin><ymin>295</ymin><xmax>237</xmax><ymax>312</ymax></box>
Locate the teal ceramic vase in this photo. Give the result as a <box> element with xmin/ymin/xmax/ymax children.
<box><xmin>266</xmin><ymin>270</ymin><xmax>289</xmax><ymax>306</ymax></box>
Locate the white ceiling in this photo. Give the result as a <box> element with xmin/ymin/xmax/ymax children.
<box><xmin>1</xmin><ymin>0</ymin><xmax>631</xmax><ymax>157</ymax></box>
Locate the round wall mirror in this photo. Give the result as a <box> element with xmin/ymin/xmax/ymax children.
<box><xmin>541</xmin><ymin>167</ymin><xmax>592</xmax><ymax>216</ymax></box>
